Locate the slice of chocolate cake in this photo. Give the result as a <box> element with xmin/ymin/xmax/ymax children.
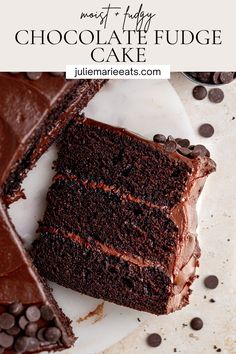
<box><xmin>33</xmin><ymin>117</ymin><xmax>216</xmax><ymax>315</ymax></box>
<box><xmin>0</xmin><ymin>202</ymin><xmax>75</xmax><ymax>352</ymax></box>
<box><xmin>0</xmin><ymin>73</ymin><xmax>106</xmax><ymax>204</ymax></box>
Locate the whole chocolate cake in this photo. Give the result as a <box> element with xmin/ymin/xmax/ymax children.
<box><xmin>33</xmin><ymin>117</ymin><xmax>216</xmax><ymax>315</ymax></box>
<box><xmin>0</xmin><ymin>74</ymin><xmax>106</xmax><ymax>353</ymax></box>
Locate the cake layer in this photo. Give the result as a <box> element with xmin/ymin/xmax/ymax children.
<box><xmin>56</xmin><ymin>118</ymin><xmax>192</xmax><ymax>208</ymax></box>
<box><xmin>33</xmin><ymin>232</ymin><xmax>172</xmax><ymax>315</ymax></box>
<box><xmin>0</xmin><ymin>74</ymin><xmax>106</xmax><ymax>203</ymax></box>
<box><xmin>41</xmin><ymin>176</ymin><xmax>178</xmax><ymax>267</ymax></box>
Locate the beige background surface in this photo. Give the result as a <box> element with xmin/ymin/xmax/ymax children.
<box><xmin>102</xmin><ymin>73</ymin><xmax>236</xmax><ymax>354</ymax></box>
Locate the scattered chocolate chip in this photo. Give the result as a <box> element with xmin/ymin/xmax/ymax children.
<box><xmin>25</xmin><ymin>306</ymin><xmax>41</xmax><ymax>322</ymax></box>
<box><xmin>209</xmin><ymin>298</ymin><xmax>216</xmax><ymax>303</ymax></box>
<box><xmin>9</xmin><ymin>302</ymin><xmax>24</xmax><ymax>316</ymax></box>
<box><xmin>37</xmin><ymin>328</ymin><xmax>46</xmax><ymax>342</ymax></box>
<box><xmin>146</xmin><ymin>333</ymin><xmax>162</xmax><ymax>347</ymax></box>
<box><xmin>26</xmin><ymin>72</ymin><xmax>42</xmax><ymax>80</ymax></box>
<box><xmin>208</xmin><ymin>88</ymin><xmax>224</xmax><ymax>103</ymax></box>
<box><xmin>165</xmin><ymin>140</ymin><xmax>177</xmax><ymax>153</ymax></box>
<box><xmin>153</xmin><ymin>134</ymin><xmax>166</xmax><ymax>143</ymax></box>
<box><xmin>212</xmin><ymin>72</ymin><xmax>221</xmax><ymax>85</ymax></box>
<box><xmin>197</xmin><ymin>72</ymin><xmax>211</xmax><ymax>83</ymax></box>
<box><xmin>0</xmin><ymin>333</ymin><xmax>14</xmax><ymax>348</ymax></box>
<box><xmin>198</xmin><ymin>123</ymin><xmax>214</xmax><ymax>138</ymax></box>
<box><xmin>40</xmin><ymin>305</ymin><xmax>54</xmax><ymax>321</ymax></box>
<box><xmin>26</xmin><ymin>337</ymin><xmax>40</xmax><ymax>351</ymax></box>
<box><xmin>204</xmin><ymin>275</ymin><xmax>219</xmax><ymax>289</ymax></box>
<box><xmin>192</xmin><ymin>85</ymin><xmax>207</xmax><ymax>100</ymax></box>
<box><xmin>25</xmin><ymin>323</ymin><xmax>38</xmax><ymax>337</ymax></box>
<box><xmin>14</xmin><ymin>336</ymin><xmax>29</xmax><ymax>352</ymax></box>
<box><xmin>6</xmin><ymin>325</ymin><xmax>21</xmax><ymax>336</ymax></box>
<box><xmin>176</xmin><ymin>138</ymin><xmax>190</xmax><ymax>148</ymax></box>
<box><xmin>220</xmin><ymin>72</ymin><xmax>234</xmax><ymax>84</ymax></box>
<box><xmin>190</xmin><ymin>317</ymin><xmax>203</xmax><ymax>331</ymax></box>
<box><xmin>18</xmin><ymin>315</ymin><xmax>29</xmax><ymax>330</ymax></box>
<box><xmin>44</xmin><ymin>327</ymin><xmax>61</xmax><ymax>342</ymax></box>
<box><xmin>0</xmin><ymin>313</ymin><xmax>15</xmax><ymax>330</ymax></box>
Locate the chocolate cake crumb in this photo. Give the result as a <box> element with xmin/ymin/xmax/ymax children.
<box><xmin>209</xmin><ymin>298</ymin><xmax>216</xmax><ymax>303</ymax></box>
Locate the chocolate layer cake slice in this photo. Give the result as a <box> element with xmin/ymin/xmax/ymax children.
<box><xmin>33</xmin><ymin>117</ymin><xmax>216</xmax><ymax>315</ymax></box>
<box><xmin>0</xmin><ymin>73</ymin><xmax>106</xmax><ymax>204</ymax></box>
<box><xmin>0</xmin><ymin>202</ymin><xmax>74</xmax><ymax>352</ymax></box>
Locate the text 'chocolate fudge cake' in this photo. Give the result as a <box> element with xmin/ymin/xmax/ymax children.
<box><xmin>33</xmin><ymin>117</ymin><xmax>216</xmax><ymax>315</ymax></box>
<box><xmin>0</xmin><ymin>73</ymin><xmax>106</xmax><ymax>353</ymax></box>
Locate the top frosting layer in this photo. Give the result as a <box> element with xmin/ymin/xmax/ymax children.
<box><xmin>0</xmin><ymin>203</ymin><xmax>46</xmax><ymax>304</ymax></box>
<box><xmin>0</xmin><ymin>73</ymin><xmax>74</xmax><ymax>187</ymax></box>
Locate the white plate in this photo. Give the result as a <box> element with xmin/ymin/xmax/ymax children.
<box><xmin>8</xmin><ymin>79</ymin><xmax>194</xmax><ymax>354</ymax></box>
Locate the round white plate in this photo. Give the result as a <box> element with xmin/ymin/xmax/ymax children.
<box><xmin>8</xmin><ymin>79</ymin><xmax>194</xmax><ymax>354</ymax></box>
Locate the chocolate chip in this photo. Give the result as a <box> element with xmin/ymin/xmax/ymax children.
<box><xmin>37</xmin><ymin>328</ymin><xmax>46</xmax><ymax>342</ymax></box>
<box><xmin>26</xmin><ymin>337</ymin><xmax>40</xmax><ymax>351</ymax></box>
<box><xmin>25</xmin><ymin>306</ymin><xmax>41</xmax><ymax>322</ymax></box>
<box><xmin>18</xmin><ymin>316</ymin><xmax>29</xmax><ymax>330</ymax></box>
<box><xmin>198</xmin><ymin>123</ymin><xmax>214</xmax><ymax>138</ymax></box>
<box><xmin>197</xmin><ymin>72</ymin><xmax>211</xmax><ymax>83</ymax></box>
<box><xmin>9</xmin><ymin>302</ymin><xmax>24</xmax><ymax>316</ymax></box>
<box><xmin>40</xmin><ymin>305</ymin><xmax>54</xmax><ymax>321</ymax></box>
<box><xmin>204</xmin><ymin>275</ymin><xmax>219</xmax><ymax>289</ymax></box>
<box><xmin>14</xmin><ymin>336</ymin><xmax>29</xmax><ymax>352</ymax></box>
<box><xmin>212</xmin><ymin>72</ymin><xmax>221</xmax><ymax>85</ymax></box>
<box><xmin>165</xmin><ymin>140</ymin><xmax>177</xmax><ymax>153</ymax></box>
<box><xmin>6</xmin><ymin>325</ymin><xmax>21</xmax><ymax>336</ymax></box>
<box><xmin>208</xmin><ymin>88</ymin><xmax>224</xmax><ymax>103</ymax></box>
<box><xmin>192</xmin><ymin>85</ymin><xmax>207</xmax><ymax>100</ymax></box>
<box><xmin>177</xmin><ymin>147</ymin><xmax>190</xmax><ymax>156</ymax></box>
<box><xmin>44</xmin><ymin>327</ymin><xmax>61</xmax><ymax>342</ymax></box>
<box><xmin>146</xmin><ymin>333</ymin><xmax>162</xmax><ymax>347</ymax></box>
<box><xmin>25</xmin><ymin>323</ymin><xmax>38</xmax><ymax>337</ymax></box>
<box><xmin>190</xmin><ymin>317</ymin><xmax>203</xmax><ymax>330</ymax></box>
<box><xmin>0</xmin><ymin>333</ymin><xmax>14</xmax><ymax>348</ymax></box>
<box><xmin>26</xmin><ymin>72</ymin><xmax>42</xmax><ymax>80</ymax></box>
<box><xmin>0</xmin><ymin>313</ymin><xmax>15</xmax><ymax>330</ymax></box>
<box><xmin>176</xmin><ymin>138</ymin><xmax>190</xmax><ymax>148</ymax></box>
<box><xmin>191</xmin><ymin>144</ymin><xmax>209</xmax><ymax>158</ymax></box>
<box><xmin>220</xmin><ymin>72</ymin><xmax>234</xmax><ymax>84</ymax></box>
<box><xmin>153</xmin><ymin>134</ymin><xmax>166</xmax><ymax>143</ymax></box>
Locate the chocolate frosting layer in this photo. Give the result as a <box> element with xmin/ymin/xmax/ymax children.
<box><xmin>0</xmin><ymin>73</ymin><xmax>74</xmax><ymax>187</ymax></box>
<box><xmin>0</xmin><ymin>203</ymin><xmax>46</xmax><ymax>305</ymax></box>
